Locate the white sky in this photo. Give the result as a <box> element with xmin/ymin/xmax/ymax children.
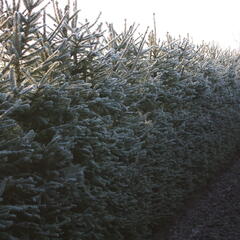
<box><xmin>49</xmin><ymin>0</ymin><xmax>240</xmax><ymax>50</ymax></box>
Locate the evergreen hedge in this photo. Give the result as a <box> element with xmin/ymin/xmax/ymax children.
<box><xmin>1</xmin><ymin>0</ymin><xmax>240</xmax><ymax>239</ymax></box>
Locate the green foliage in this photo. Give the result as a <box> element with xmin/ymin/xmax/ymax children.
<box><xmin>1</xmin><ymin>0</ymin><xmax>240</xmax><ymax>239</ymax></box>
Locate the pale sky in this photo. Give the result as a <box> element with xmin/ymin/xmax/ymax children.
<box><xmin>50</xmin><ymin>0</ymin><xmax>240</xmax><ymax>50</ymax></box>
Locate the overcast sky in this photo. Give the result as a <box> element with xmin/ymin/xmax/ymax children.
<box><xmin>49</xmin><ymin>0</ymin><xmax>240</xmax><ymax>50</ymax></box>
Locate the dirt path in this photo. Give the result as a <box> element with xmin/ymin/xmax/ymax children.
<box><xmin>153</xmin><ymin>156</ymin><xmax>240</xmax><ymax>240</ymax></box>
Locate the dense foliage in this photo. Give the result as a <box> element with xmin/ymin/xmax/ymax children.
<box><xmin>1</xmin><ymin>0</ymin><xmax>240</xmax><ymax>239</ymax></box>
